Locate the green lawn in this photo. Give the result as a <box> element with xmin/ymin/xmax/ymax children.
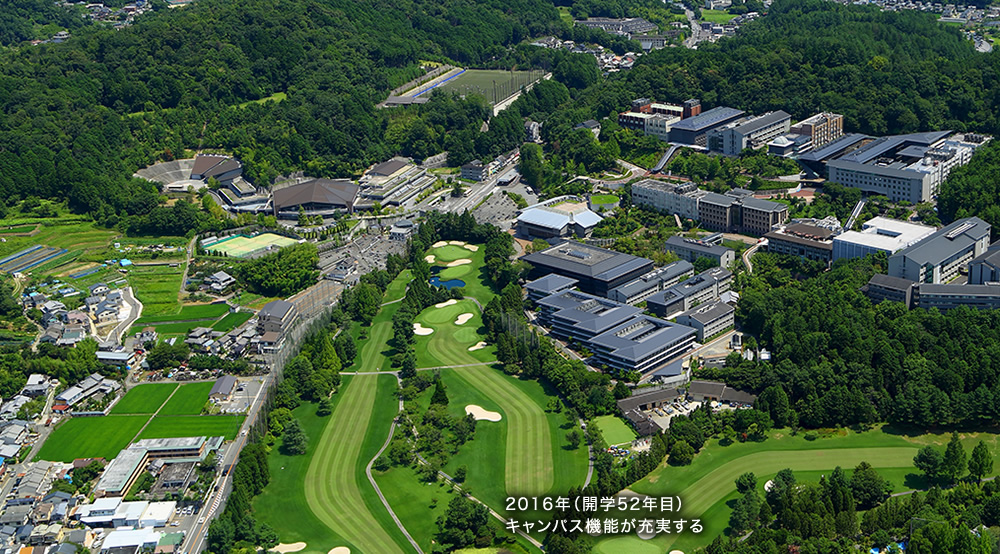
<box><xmin>238</xmin><ymin>91</ymin><xmax>287</xmax><ymax>108</ymax></box>
<box><xmin>700</xmin><ymin>8</ymin><xmax>737</xmax><ymax>23</ymax></box>
<box><xmin>594</xmin><ymin>426</ymin><xmax>1000</xmax><ymax>552</ymax></box>
<box><xmin>212</xmin><ymin>311</ymin><xmax>253</xmax><ymax>332</ymax></box>
<box><xmin>35</xmin><ymin>416</ymin><xmax>149</xmax><ymax>462</ymax></box>
<box><xmin>593</xmin><ymin>415</ymin><xmax>637</xmax><ymax>446</ymax></box>
<box><xmin>374</xmin><ymin>464</ymin><xmax>458</xmax><ymax>552</ymax></box>
<box><xmin>430</xmin><ymin>244</ymin><xmax>472</xmax><ymax>262</ymax></box>
<box><xmin>383</xmin><ymin>270</ymin><xmax>412</xmax><ymax>304</ymax></box>
<box><xmin>255</xmin><ymin>395</ymin><xmax>353</xmax><ymax>554</ymax></box>
<box><xmin>110</xmin><ymin>383</ymin><xmax>178</xmax><ymax>415</ymax></box>
<box><xmin>158</xmin><ymin>382</ymin><xmax>213</xmax><ymax>416</ymax></box>
<box><xmin>304</xmin><ymin>374</ymin><xmax>407</xmax><ymax>553</ymax></box>
<box><xmin>590</xmin><ymin>194</ymin><xmax>619</xmax><ymax>204</ymax></box>
<box><xmin>129</xmin><ymin>321</ymin><xmax>207</xmax><ymax>336</ymax></box>
<box><xmin>139</xmin><ymin>415</ymin><xmax>245</xmax><ymax>440</ymax></box>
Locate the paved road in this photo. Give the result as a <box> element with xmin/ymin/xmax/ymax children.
<box><xmin>182</xmin><ymin>373</ymin><xmax>271</xmax><ymax>554</ymax></box>
<box><xmin>742</xmin><ymin>241</ymin><xmax>761</xmax><ymax>273</ymax></box>
<box><xmin>106</xmin><ymin>286</ymin><xmax>143</xmax><ymax>345</ymax></box>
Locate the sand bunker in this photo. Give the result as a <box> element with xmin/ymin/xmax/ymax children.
<box><xmin>274</xmin><ymin>544</ymin><xmax>307</xmax><ymax>553</ymax></box>
<box><xmin>446</xmin><ymin>259</ymin><xmax>472</xmax><ymax>267</ymax></box>
<box><xmin>466</xmin><ymin>404</ymin><xmax>502</xmax><ymax>422</ymax></box>
<box><xmin>669</xmin><ymin>551</ymin><xmax>686</xmax><ymax>554</ymax></box>
<box><xmin>434</xmin><ymin>299</ymin><xmax>458</xmax><ymax>308</ymax></box>
<box><xmin>413</xmin><ymin>323</ymin><xmax>434</xmax><ymax>336</ymax></box>
<box><xmin>448</xmin><ymin>240</ymin><xmax>467</xmax><ymax>246</ymax></box>
<box><xmin>328</xmin><ymin>548</ymin><xmax>351</xmax><ymax>554</ymax></box>
<box><xmin>432</xmin><ymin>241</ymin><xmax>448</xmax><ymax>248</ymax></box>
<box><xmin>424</xmin><ymin>255</ymin><xmax>436</xmax><ymax>263</ymax></box>
<box><xmin>464</xmin><ymin>244</ymin><xmax>479</xmax><ymax>252</ymax></box>
<box><xmin>764</xmin><ymin>480</ymin><xmax>774</xmax><ymax>492</ymax></box>
<box><xmin>455</xmin><ymin>313</ymin><xmax>474</xmax><ymax>325</ymax></box>
<box><xmin>468</xmin><ymin>341</ymin><xmax>487</xmax><ymax>351</ymax></box>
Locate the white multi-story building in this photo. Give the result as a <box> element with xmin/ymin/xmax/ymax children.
<box><xmin>631</xmin><ymin>179</ymin><xmax>704</xmax><ymax>220</ymax></box>
<box><xmin>832</xmin><ymin>216</ymin><xmax>936</xmax><ymax>261</ymax></box>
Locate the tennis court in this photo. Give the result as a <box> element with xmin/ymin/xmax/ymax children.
<box><xmin>208</xmin><ymin>234</ymin><xmax>299</xmax><ymax>258</ymax></box>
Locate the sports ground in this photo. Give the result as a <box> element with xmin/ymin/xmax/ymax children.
<box><xmin>207</xmin><ymin>233</ymin><xmax>298</xmax><ymax>258</ymax></box>
<box><xmin>36</xmin><ymin>382</ymin><xmax>244</xmax><ymax>462</ymax></box>
<box><xmin>435</xmin><ymin>69</ymin><xmax>546</xmax><ymax>105</ymax></box>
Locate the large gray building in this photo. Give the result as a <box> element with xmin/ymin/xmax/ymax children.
<box><xmin>708</xmin><ymin>111</ymin><xmax>792</xmax><ymax>156</ymax></box>
<box><xmin>523</xmin><ymin>241</ymin><xmax>654</xmax><ymax>297</ymax></box>
<box><xmin>888</xmin><ymin>217</ymin><xmax>990</xmax><ymax>284</ymax></box>
<box><xmin>588</xmin><ymin>316</ymin><xmax>697</xmax><ymax>374</ymax></box>
<box><xmin>646</xmin><ymin>266</ymin><xmax>733</xmax><ymax>318</ymax></box>
<box><xmin>675</xmin><ymin>300</ymin><xmax>735</xmax><ymax>341</ymax></box>
<box><xmin>607</xmin><ymin>261</ymin><xmax>694</xmax><ymax>305</ymax></box>
<box><xmin>669</xmin><ymin>107</ymin><xmax>745</xmax><ymax>147</ymax></box>
<box><xmin>665</xmin><ymin>235</ymin><xmax>735</xmax><ymax>268</ymax></box>
<box><xmin>827</xmin><ymin>132</ymin><xmax>987</xmax><ymax>203</ymax></box>
<box><xmin>631</xmin><ymin>179</ymin><xmax>705</xmax><ymax>220</ymax></box>
<box><xmin>535</xmin><ymin>290</ymin><xmax>642</xmax><ymax>342</ymax></box>
<box><xmin>969</xmin><ymin>248</ymin><xmax>1000</xmax><ymax>285</ymax></box>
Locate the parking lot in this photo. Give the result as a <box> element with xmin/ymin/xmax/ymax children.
<box><xmin>319</xmin><ymin>233</ymin><xmax>406</xmax><ymax>279</ymax></box>
<box><xmin>218</xmin><ymin>378</ymin><xmax>264</xmax><ymax>413</ymax></box>
<box><xmin>647</xmin><ymin>398</ymin><xmax>702</xmax><ymax>430</ymax></box>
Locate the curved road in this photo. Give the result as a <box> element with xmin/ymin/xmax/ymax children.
<box><xmin>742</xmin><ymin>242</ymin><xmax>761</xmax><ymax>274</ymax></box>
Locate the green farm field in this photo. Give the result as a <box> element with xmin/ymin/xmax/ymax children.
<box><xmin>110</xmin><ymin>383</ymin><xmax>178</xmax><ymax>414</ymax></box>
<box><xmin>35</xmin><ymin>416</ymin><xmax>149</xmax><ymax>462</ymax></box>
<box><xmin>126</xmin><ymin>264</ymin><xmax>186</xmax><ymax>316</ymax></box>
<box><xmin>158</xmin><ymin>382</ymin><xmax>213</xmax><ymax>415</ymax></box>
<box><xmin>139</xmin><ymin>415</ymin><xmax>245</xmax><ymax>440</ymax></box>
<box><xmin>133</xmin><ymin>303</ymin><xmax>230</xmax><ymax>324</ymax></box>
<box><xmin>212</xmin><ymin>311</ymin><xmax>253</xmax><ymax>332</ymax></box>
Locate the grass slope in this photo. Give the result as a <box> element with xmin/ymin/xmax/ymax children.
<box><xmin>110</xmin><ymin>383</ymin><xmax>178</xmax><ymax>415</ymax></box>
<box><xmin>35</xmin><ymin>416</ymin><xmax>149</xmax><ymax>462</ymax></box>
<box><xmin>212</xmin><ymin>311</ymin><xmax>253</xmax><ymax>332</ymax></box>
<box><xmin>126</xmin><ymin>264</ymin><xmax>186</xmax><ymax>316</ymax></box>
<box><xmin>158</xmin><ymin>382</ymin><xmax>213</xmax><ymax>416</ymax></box>
<box><xmin>254</xmin><ymin>398</ymin><xmax>348</xmax><ymax>554</ymax></box>
<box><xmin>304</xmin><ymin>374</ymin><xmax>405</xmax><ymax>554</ymax></box>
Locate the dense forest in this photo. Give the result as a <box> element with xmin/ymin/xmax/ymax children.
<box><xmin>690</xmin><ymin>253</ymin><xmax>1000</xmax><ymax>430</ymax></box>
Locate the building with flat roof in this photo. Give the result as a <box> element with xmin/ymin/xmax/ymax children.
<box><xmin>525</xmin><ymin>274</ymin><xmax>579</xmax><ymax>304</ymax></box>
<box><xmin>589</xmin><ymin>316</ymin><xmax>696</xmax><ymax>374</ymax></box>
<box><xmin>574</xmin><ymin>17</ymin><xmax>657</xmax><ymax>36</ymax></box>
<box><xmin>798</xmin><ymin>133</ymin><xmax>873</xmax><ymax>177</ymax></box>
<box><xmin>631</xmin><ymin>179</ymin><xmax>705</xmax><ymax>221</ymax></box>
<box><xmin>607</xmin><ymin>261</ymin><xmax>694</xmax><ymax>305</ymax></box>
<box><xmin>646</xmin><ymin>266</ymin><xmax>732</xmax><ymax>318</ymax></box>
<box><xmin>790</xmin><ymin>112</ymin><xmax>844</xmax><ymax>150</ymax></box>
<box><xmin>740</xmin><ymin>197</ymin><xmax>788</xmax><ymax>236</ymax></box>
<box><xmin>664</xmin><ymin>234</ymin><xmax>735</xmax><ymax>268</ymax></box>
<box><xmin>832</xmin><ymin>216</ymin><xmax>936</xmax><ymax>261</ymax></box>
<box><xmin>536</xmin><ymin>290</ymin><xmax>642</xmax><ymax>342</ymax></box>
<box><xmin>273</xmin><ymin>179</ymin><xmax>359</xmax><ymax>217</ymax></box>
<box><xmin>913</xmin><ymin>282</ymin><xmax>1000</xmax><ymax>311</ymax></box>
<box><xmin>523</xmin><ymin>241</ymin><xmax>654</xmax><ymax>297</ymax></box>
<box><xmin>359</xmin><ymin>159</ymin><xmax>435</xmax><ymax>207</ymax></box>
<box><xmin>675</xmin><ymin>300</ymin><xmax>735</xmax><ymax>341</ymax></box>
<box><xmin>764</xmin><ymin>223</ymin><xmax>834</xmax><ymax>262</ymax></box>
<box><xmin>669</xmin><ymin>107</ymin><xmax>745</xmax><ymax>146</ymax></box>
<box><xmin>708</xmin><ymin>111</ymin><xmax>791</xmax><ymax>156</ymax></box>
<box><xmin>888</xmin><ymin>217</ymin><xmax>990</xmax><ymax>284</ymax></box>
<box><xmin>516</xmin><ymin>206</ymin><xmax>603</xmax><ymax>240</ymax></box>
<box><xmin>827</xmin><ymin>132</ymin><xmax>989</xmax><ymax>203</ymax></box>
<box><xmin>696</xmin><ymin>192</ymin><xmax>786</xmax><ymax>235</ymax></box>
<box><xmin>697</xmin><ymin>193</ymin><xmax>738</xmax><ymax>232</ymax></box>
<box><xmin>969</xmin><ymin>248</ymin><xmax>1000</xmax><ymax>285</ymax></box>
<box><xmin>94</xmin><ymin>449</ymin><xmax>147</xmax><ymax>498</ymax></box>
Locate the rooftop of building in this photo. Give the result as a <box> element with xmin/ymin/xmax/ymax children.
<box><xmin>273</xmin><ymin>178</ymin><xmax>359</xmax><ymax>211</ymax></box>
<box><xmin>677</xmin><ymin>299</ymin><xmax>735</xmax><ymax>325</ymax></box>
<box><xmin>917</xmin><ymin>282</ymin><xmax>1000</xmax><ymax>296</ymax></box>
<box><xmin>665</xmin><ymin>235</ymin><xmax>733</xmax><ymax>256</ymax></box>
<box><xmin>632</xmin><ymin>179</ymin><xmax>700</xmax><ymax>195</ymax></box>
<box><xmin>132</xmin><ymin>436</ymin><xmax>207</xmax><ymax>450</ymax></box>
<box><xmin>835</xmin><ymin>131</ymin><xmax>953</xmax><ymax>166</ymax></box>
<box><xmin>700</xmin><ymin>192</ymin><xmax>738</xmax><ymax>208</ymax></box>
<box><xmin>258</xmin><ymin>299</ymin><xmax>295</xmax><ymax>320</ymax></box>
<box><xmin>367</xmin><ymin>159</ymin><xmax>410</xmax><ymax>177</ymax></box>
<box><xmin>890</xmin><ymin>216</ymin><xmax>990</xmax><ymax>266</ymax></box>
<box><xmin>731</xmin><ymin>110</ymin><xmax>791</xmax><ymax>135</ymax></box>
<box><xmin>589</xmin><ymin>315</ymin><xmax>696</xmax><ymax>362</ymax></box>
<box><xmin>971</xmin><ymin>246</ymin><xmax>1000</xmax><ymax>267</ymax></box>
<box><xmin>798</xmin><ymin>133</ymin><xmax>872</xmax><ymax>163</ymax></box>
<box><xmin>538</xmin><ymin>290</ymin><xmax>643</xmax><ymax>334</ymax></box>
<box><xmin>616</xmin><ymin>387</ymin><xmax>679</xmax><ymax>413</ymax></box>
<box><xmin>524</xmin><ymin>241</ymin><xmax>653</xmax><ymax>281</ymax></box>
<box><xmin>670</xmin><ymin>106</ymin><xmax>745</xmax><ymax>132</ymax></box>
<box><xmin>740</xmin><ymin>197</ymin><xmax>788</xmax><ymax>213</ymax></box>
<box><xmin>867</xmin><ymin>273</ymin><xmax>917</xmax><ymax>291</ymax></box>
<box><xmin>525</xmin><ymin>274</ymin><xmax>579</xmax><ymax>295</ymax></box>
<box><xmin>517</xmin><ymin>206</ymin><xmax>603</xmax><ymax>231</ymax></box>
<box><xmin>835</xmin><ymin>216</ymin><xmax>937</xmax><ymax>251</ymax></box>
<box><xmin>95</xmin><ymin>448</ymin><xmax>147</xmax><ymax>493</ymax></box>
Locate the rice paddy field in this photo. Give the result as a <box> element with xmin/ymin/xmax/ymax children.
<box><xmin>125</xmin><ymin>264</ymin><xmax>186</xmax><ymax>316</ymax></box>
<box><xmin>34</xmin><ymin>416</ymin><xmax>149</xmax><ymax>462</ymax></box>
<box><xmin>158</xmin><ymin>382</ymin><xmax>214</xmax><ymax>416</ymax></box>
<box><xmin>109</xmin><ymin>383</ymin><xmax>179</xmax><ymax>414</ymax></box>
